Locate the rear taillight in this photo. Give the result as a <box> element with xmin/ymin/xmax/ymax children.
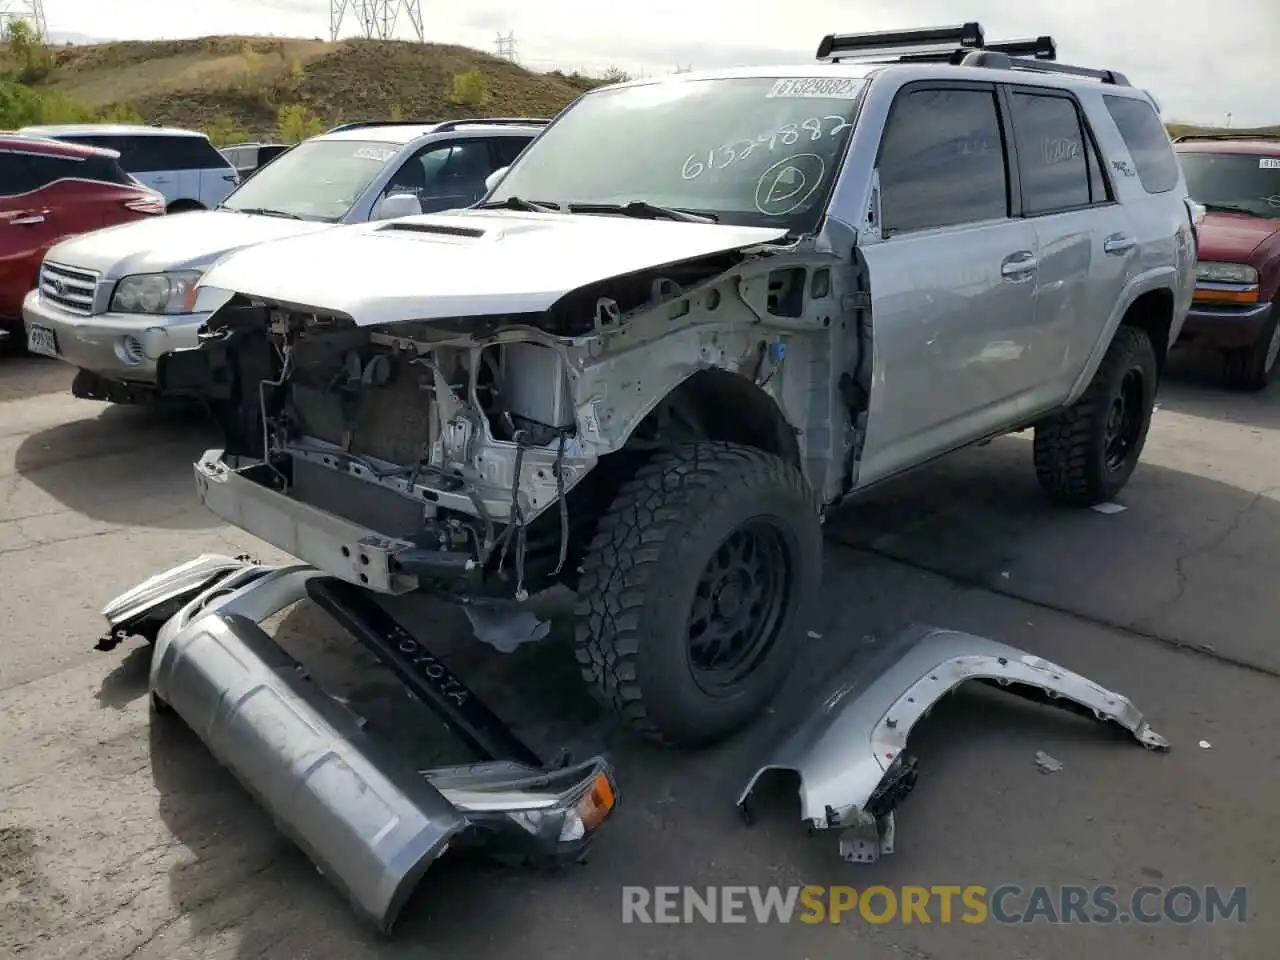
<box><xmin>124</xmin><ymin>197</ymin><xmax>164</xmax><ymax>215</ymax></box>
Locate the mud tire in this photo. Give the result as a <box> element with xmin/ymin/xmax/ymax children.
<box><xmin>573</xmin><ymin>441</ymin><xmax>822</xmax><ymax>748</ymax></box>
<box><xmin>1033</xmin><ymin>325</ymin><xmax>1158</xmax><ymax>506</ymax></box>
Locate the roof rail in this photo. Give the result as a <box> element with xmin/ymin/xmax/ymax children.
<box><xmin>324</xmin><ymin>120</ymin><xmax>441</xmax><ymax>133</ymax></box>
<box><xmin>1172</xmin><ymin>133</ymin><xmax>1280</xmax><ymax>143</ymax></box>
<box><xmin>959</xmin><ymin>49</ymin><xmax>1130</xmax><ymax>85</ymax></box>
<box><xmin>431</xmin><ymin>117</ymin><xmax>551</xmax><ymax>132</ymax></box>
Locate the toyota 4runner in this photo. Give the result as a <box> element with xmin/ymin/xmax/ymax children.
<box><xmin>157</xmin><ymin>24</ymin><xmax>1197</xmax><ymax>750</ymax></box>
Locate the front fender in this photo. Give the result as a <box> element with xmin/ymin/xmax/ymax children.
<box><xmin>738</xmin><ymin>624</ymin><xmax>1168</xmax><ymax>862</ymax></box>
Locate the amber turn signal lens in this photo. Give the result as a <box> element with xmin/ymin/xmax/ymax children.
<box><xmin>576</xmin><ymin>773</ymin><xmax>617</xmax><ymax>831</ymax></box>
<box><xmin>1193</xmin><ymin>286</ymin><xmax>1258</xmax><ymax>305</ymax></box>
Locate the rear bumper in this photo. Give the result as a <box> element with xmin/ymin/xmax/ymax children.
<box><xmin>21</xmin><ymin>288</ymin><xmax>209</xmax><ymax>382</ymax></box>
<box><xmin>1176</xmin><ymin>300</ymin><xmax>1273</xmax><ymax>351</ymax></box>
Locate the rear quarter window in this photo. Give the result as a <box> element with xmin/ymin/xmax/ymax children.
<box><xmin>1103</xmin><ymin>96</ymin><xmax>1180</xmax><ymax>194</ymax></box>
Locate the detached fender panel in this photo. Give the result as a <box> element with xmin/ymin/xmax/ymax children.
<box><xmin>738</xmin><ymin>624</ymin><xmax>1168</xmax><ymax>851</ymax></box>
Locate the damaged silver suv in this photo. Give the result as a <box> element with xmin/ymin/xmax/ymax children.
<box><xmin>158</xmin><ymin>24</ymin><xmax>1196</xmax><ymax>749</ymax></box>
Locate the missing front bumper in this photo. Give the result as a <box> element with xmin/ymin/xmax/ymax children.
<box><xmin>738</xmin><ymin>624</ymin><xmax>1169</xmax><ymax>863</ymax></box>
<box><xmin>102</xmin><ymin>555</ymin><xmax>619</xmax><ymax>934</ymax></box>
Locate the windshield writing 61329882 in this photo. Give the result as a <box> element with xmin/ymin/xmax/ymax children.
<box><xmin>681</xmin><ymin>115</ymin><xmax>855</xmax><ymax>180</ymax></box>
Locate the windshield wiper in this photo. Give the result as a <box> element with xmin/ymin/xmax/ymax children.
<box><xmin>230</xmin><ymin>206</ymin><xmax>305</xmax><ymax>220</ymax></box>
<box><xmin>1200</xmin><ymin>201</ymin><xmax>1257</xmax><ymax>216</ymax></box>
<box><xmin>565</xmin><ymin>201</ymin><xmax>718</xmax><ymax>224</ymax></box>
<box><xmin>476</xmin><ymin>196</ymin><xmax>563</xmax><ymax>213</ymax></box>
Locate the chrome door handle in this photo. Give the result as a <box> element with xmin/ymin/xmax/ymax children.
<box><xmin>1104</xmin><ymin>233</ymin><xmax>1136</xmax><ymax>255</ymax></box>
<box><xmin>9</xmin><ymin>214</ymin><xmax>45</xmax><ymax>225</ymax></box>
<box><xmin>1000</xmin><ymin>252</ymin><xmax>1038</xmax><ymax>280</ymax></box>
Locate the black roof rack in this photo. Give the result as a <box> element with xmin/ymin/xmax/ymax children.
<box><xmin>1172</xmin><ymin>133</ymin><xmax>1280</xmax><ymax>143</ymax></box>
<box><xmin>816</xmin><ymin>22</ymin><xmax>1129</xmax><ymax>86</ymax></box>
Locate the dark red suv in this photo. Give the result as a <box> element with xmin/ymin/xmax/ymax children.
<box><xmin>1174</xmin><ymin>136</ymin><xmax>1280</xmax><ymax>390</ymax></box>
<box><xmin>0</xmin><ymin>134</ymin><xmax>165</xmax><ymax>347</ymax></box>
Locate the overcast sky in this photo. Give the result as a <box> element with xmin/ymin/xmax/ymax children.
<box><xmin>45</xmin><ymin>0</ymin><xmax>1277</xmax><ymax>127</ymax></box>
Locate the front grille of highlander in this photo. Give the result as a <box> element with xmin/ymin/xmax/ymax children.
<box><xmin>40</xmin><ymin>262</ymin><xmax>100</xmax><ymax>315</ymax></box>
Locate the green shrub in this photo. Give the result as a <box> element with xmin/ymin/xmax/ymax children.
<box><xmin>449</xmin><ymin>70</ymin><xmax>490</xmax><ymax>108</ymax></box>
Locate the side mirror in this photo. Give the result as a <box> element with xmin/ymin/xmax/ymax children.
<box><xmin>484</xmin><ymin>166</ymin><xmax>510</xmax><ymax>193</ymax></box>
<box><xmin>374</xmin><ymin>192</ymin><xmax>423</xmax><ymax>221</ymax></box>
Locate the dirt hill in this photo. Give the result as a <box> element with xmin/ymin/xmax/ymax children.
<box><xmin>23</xmin><ymin>35</ymin><xmax>605</xmax><ymax>138</ymax></box>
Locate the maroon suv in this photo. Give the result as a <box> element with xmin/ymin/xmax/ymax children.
<box><xmin>1174</xmin><ymin>136</ymin><xmax>1280</xmax><ymax>390</ymax></box>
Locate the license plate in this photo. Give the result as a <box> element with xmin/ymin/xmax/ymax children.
<box><xmin>26</xmin><ymin>324</ymin><xmax>58</xmax><ymax>358</ymax></box>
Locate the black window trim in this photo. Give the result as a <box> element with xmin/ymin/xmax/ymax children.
<box><xmin>873</xmin><ymin>78</ymin><xmax>1017</xmax><ymax>238</ymax></box>
<box><xmin>999</xmin><ymin>84</ymin><xmax>1116</xmax><ymax>220</ymax></box>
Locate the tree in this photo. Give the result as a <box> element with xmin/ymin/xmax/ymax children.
<box><xmin>4</xmin><ymin>20</ymin><xmax>55</xmax><ymax>83</ymax></box>
<box><xmin>276</xmin><ymin>103</ymin><xmax>325</xmax><ymax>143</ymax></box>
<box><xmin>601</xmin><ymin>66</ymin><xmax>632</xmax><ymax>83</ymax></box>
<box><xmin>449</xmin><ymin>70</ymin><xmax>490</xmax><ymax>108</ymax></box>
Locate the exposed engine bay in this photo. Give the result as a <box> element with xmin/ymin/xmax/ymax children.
<box><xmin>162</xmin><ymin>231</ymin><xmax>873</xmax><ymax>600</ymax></box>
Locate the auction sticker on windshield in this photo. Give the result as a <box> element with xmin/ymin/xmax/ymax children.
<box><xmin>767</xmin><ymin>77</ymin><xmax>863</xmax><ymax>99</ymax></box>
<box><xmin>1260</xmin><ymin>158</ymin><xmax>1280</xmax><ymax>169</ymax></box>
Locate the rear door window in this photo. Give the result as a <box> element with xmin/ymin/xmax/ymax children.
<box><xmin>1009</xmin><ymin>91</ymin><xmax>1108</xmax><ymax>215</ymax></box>
<box><xmin>877</xmin><ymin>85</ymin><xmax>1011</xmax><ymax>234</ymax></box>
<box><xmin>0</xmin><ymin>152</ymin><xmax>42</xmax><ymax>196</ymax></box>
<box><xmin>21</xmin><ymin>153</ymin><xmax>87</xmax><ymax>190</ymax></box>
<box><xmin>1103</xmin><ymin>96</ymin><xmax>1180</xmax><ymax>194</ymax></box>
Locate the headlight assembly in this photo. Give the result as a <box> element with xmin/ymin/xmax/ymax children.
<box><xmin>110</xmin><ymin>271</ymin><xmax>203</xmax><ymax>314</ymax></box>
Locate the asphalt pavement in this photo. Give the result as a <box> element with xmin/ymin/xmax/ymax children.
<box><xmin>1</xmin><ymin>351</ymin><xmax>1277</xmax><ymax>960</ymax></box>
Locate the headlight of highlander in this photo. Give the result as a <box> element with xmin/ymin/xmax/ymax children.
<box><xmin>1195</xmin><ymin>262</ymin><xmax>1258</xmax><ymax>285</ymax></box>
<box><xmin>110</xmin><ymin>271</ymin><xmax>203</xmax><ymax>315</ymax></box>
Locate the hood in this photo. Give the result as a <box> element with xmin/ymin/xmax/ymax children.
<box><xmin>1196</xmin><ymin>211</ymin><xmax>1280</xmax><ymax>265</ymax></box>
<box><xmin>44</xmin><ymin>210</ymin><xmax>334</xmax><ymax>280</ymax></box>
<box><xmin>198</xmin><ymin>209</ymin><xmax>790</xmax><ymax>325</ymax></box>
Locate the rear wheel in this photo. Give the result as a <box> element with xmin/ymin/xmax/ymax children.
<box><xmin>1033</xmin><ymin>325</ymin><xmax>1158</xmax><ymax>506</ymax></box>
<box><xmin>573</xmin><ymin>442</ymin><xmax>821</xmax><ymax>748</ymax></box>
<box><xmin>1223</xmin><ymin>308</ymin><xmax>1280</xmax><ymax>392</ymax></box>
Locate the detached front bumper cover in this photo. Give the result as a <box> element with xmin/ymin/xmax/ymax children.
<box><xmin>102</xmin><ymin>555</ymin><xmax>619</xmax><ymax>934</ymax></box>
<box><xmin>738</xmin><ymin>624</ymin><xmax>1169</xmax><ymax>863</ymax></box>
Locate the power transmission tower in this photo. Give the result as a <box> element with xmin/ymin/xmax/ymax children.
<box><xmin>494</xmin><ymin>32</ymin><xmax>516</xmax><ymax>61</ymax></box>
<box><xmin>0</xmin><ymin>0</ymin><xmax>48</xmax><ymax>41</ymax></box>
<box><xmin>329</xmin><ymin>0</ymin><xmax>424</xmax><ymax>42</ymax></box>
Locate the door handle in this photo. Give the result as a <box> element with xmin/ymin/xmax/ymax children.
<box><xmin>1103</xmin><ymin>233</ymin><xmax>1136</xmax><ymax>255</ymax></box>
<box><xmin>9</xmin><ymin>214</ymin><xmax>45</xmax><ymax>225</ymax></box>
<box><xmin>1000</xmin><ymin>251</ymin><xmax>1038</xmax><ymax>280</ymax></box>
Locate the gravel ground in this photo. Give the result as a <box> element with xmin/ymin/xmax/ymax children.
<box><xmin>2</xmin><ymin>351</ymin><xmax>1277</xmax><ymax>960</ymax></box>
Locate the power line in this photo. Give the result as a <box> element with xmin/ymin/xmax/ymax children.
<box><xmin>329</xmin><ymin>0</ymin><xmax>423</xmax><ymax>42</ymax></box>
<box><xmin>494</xmin><ymin>31</ymin><xmax>516</xmax><ymax>61</ymax></box>
<box><xmin>0</xmin><ymin>0</ymin><xmax>47</xmax><ymax>41</ymax></box>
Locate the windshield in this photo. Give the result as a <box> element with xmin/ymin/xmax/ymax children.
<box><xmin>220</xmin><ymin>138</ymin><xmax>399</xmax><ymax>221</ymax></box>
<box><xmin>1178</xmin><ymin>151</ymin><xmax>1280</xmax><ymax>219</ymax></box>
<box><xmin>488</xmin><ymin>75</ymin><xmax>866</xmax><ymax>231</ymax></box>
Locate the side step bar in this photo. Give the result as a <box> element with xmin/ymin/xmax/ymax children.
<box><xmin>105</xmin><ymin>556</ymin><xmax>618</xmax><ymax>934</ymax></box>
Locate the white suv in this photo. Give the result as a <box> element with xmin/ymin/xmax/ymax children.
<box><xmin>18</xmin><ymin>124</ymin><xmax>239</xmax><ymax>212</ymax></box>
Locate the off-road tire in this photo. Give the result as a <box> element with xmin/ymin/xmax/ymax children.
<box><xmin>1033</xmin><ymin>324</ymin><xmax>1158</xmax><ymax>506</ymax></box>
<box><xmin>1223</xmin><ymin>308</ymin><xmax>1280</xmax><ymax>392</ymax></box>
<box><xmin>573</xmin><ymin>441</ymin><xmax>822</xmax><ymax>748</ymax></box>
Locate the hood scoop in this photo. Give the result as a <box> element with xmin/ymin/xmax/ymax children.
<box><xmin>377</xmin><ymin>221</ymin><xmax>488</xmax><ymax>239</ymax></box>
